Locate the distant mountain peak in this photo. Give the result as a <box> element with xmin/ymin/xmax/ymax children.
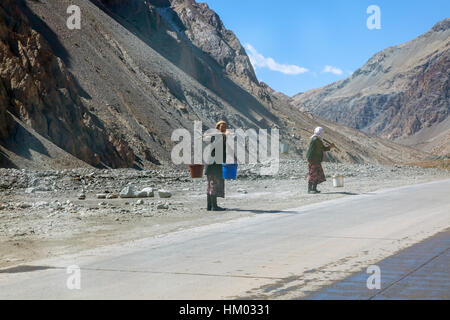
<box><xmin>293</xmin><ymin>18</ymin><xmax>450</xmax><ymax>156</ymax></box>
<box><xmin>431</xmin><ymin>17</ymin><xmax>450</xmax><ymax>32</ymax></box>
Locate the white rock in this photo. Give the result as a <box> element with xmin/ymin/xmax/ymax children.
<box><xmin>33</xmin><ymin>201</ymin><xmax>49</xmax><ymax>208</ymax></box>
<box><xmin>119</xmin><ymin>186</ymin><xmax>137</xmax><ymax>198</ymax></box>
<box><xmin>138</xmin><ymin>187</ymin><xmax>154</xmax><ymax>198</ymax></box>
<box><xmin>25</xmin><ymin>187</ymin><xmax>36</xmax><ymax>194</ymax></box>
<box><xmin>136</xmin><ymin>199</ymin><xmax>144</xmax><ymax>205</ymax></box>
<box><xmin>158</xmin><ymin>190</ymin><xmax>172</xmax><ymax>198</ymax></box>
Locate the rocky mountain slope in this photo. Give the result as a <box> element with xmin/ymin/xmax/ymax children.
<box><xmin>293</xmin><ymin>19</ymin><xmax>450</xmax><ymax>156</ymax></box>
<box><xmin>0</xmin><ymin>0</ymin><xmax>430</xmax><ymax>169</ymax></box>
<box><xmin>0</xmin><ymin>0</ymin><xmax>135</xmax><ymax>169</ymax></box>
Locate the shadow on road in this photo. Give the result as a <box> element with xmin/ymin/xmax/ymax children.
<box><xmin>226</xmin><ymin>208</ymin><xmax>300</xmax><ymax>215</ymax></box>
<box><xmin>0</xmin><ymin>265</ymin><xmax>56</xmax><ymax>274</ymax></box>
<box><xmin>320</xmin><ymin>192</ymin><xmax>360</xmax><ymax>195</ymax></box>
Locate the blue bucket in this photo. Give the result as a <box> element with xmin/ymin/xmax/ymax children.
<box><xmin>222</xmin><ymin>164</ymin><xmax>238</xmax><ymax>180</ymax></box>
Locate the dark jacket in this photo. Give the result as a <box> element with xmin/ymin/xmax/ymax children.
<box><xmin>306</xmin><ymin>136</ymin><xmax>330</xmax><ymax>164</ymax></box>
<box><xmin>205</xmin><ymin>134</ymin><xmax>227</xmax><ymax>178</ymax></box>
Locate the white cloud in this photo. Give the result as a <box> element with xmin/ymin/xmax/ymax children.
<box><xmin>245</xmin><ymin>44</ymin><xmax>308</xmax><ymax>75</ymax></box>
<box><xmin>323</xmin><ymin>65</ymin><xmax>344</xmax><ymax>75</ymax></box>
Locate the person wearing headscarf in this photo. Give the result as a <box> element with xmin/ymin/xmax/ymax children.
<box><xmin>204</xmin><ymin>121</ymin><xmax>228</xmax><ymax>211</ymax></box>
<box><xmin>306</xmin><ymin>127</ymin><xmax>335</xmax><ymax>194</ymax></box>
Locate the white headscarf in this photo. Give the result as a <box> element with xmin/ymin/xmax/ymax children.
<box><xmin>311</xmin><ymin>127</ymin><xmax>323</xmax><ymax>140</ymax></box>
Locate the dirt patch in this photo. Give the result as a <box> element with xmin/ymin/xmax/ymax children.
<box><xmin>1</xmin><ymin>160</ymin><xmax>449</xmax><ymax>269</ymax></box>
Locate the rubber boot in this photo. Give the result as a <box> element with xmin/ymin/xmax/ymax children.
<box><xmin>207</xmin><ymin>194</ymin><xmax>212</xmax><ymax>211</ymax></box>
<box><xmin>308</xmin><ymin>182</ymin><xmax>314</xmax><ymax>194</ymax></box>
<box><xmin>212</xmin><ymin>196</ymin><xmax>226</xmax><ymax>211</ymax></box>
<box><xmin>313</xmin><ymin>183</ymin><xmax>321</xmax><ymax>194</ymax></box>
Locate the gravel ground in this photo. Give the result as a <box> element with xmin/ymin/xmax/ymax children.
<box><xmin>1</xmin><ymin>159</ymin><xmax>449</xmax><ymax>268</ymax></box>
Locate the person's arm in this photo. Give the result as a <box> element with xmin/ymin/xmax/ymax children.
<box><xmin>306</xmin><ymin>138</ymin><xmax>315</xmax><ymax>164</ymax></box>
<box><xmin>323</xmin><ymin>142</ymin><xmax>336</xmax><ymax>152</ymax></box>
<box><xmin>210</xmin><ymin>135</ymin><xmax>216</xmax><ymax>158</ymax></box>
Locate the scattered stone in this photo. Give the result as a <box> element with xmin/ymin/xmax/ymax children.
<box><xmin>33</xmin><ymin>201</ymin><xmax>49</xmax><ymax>208</ymax></box>
<box><xmin>237</xmin><ymin>189</ymin><xmax>248</xmax><ymax>194</ymax></box>
<box><xmin>136</xmin><ymin>199</ymin><xmax>144</xmax><ymax>205</ymax></box>
<box><xmin>158</xmin><ymin>190</ymin><xmax>172</xmax><ymax>198</ymax></box>
<box><xmin>25</xmin><ymin>187</ymin><xmax>36</xmax><ymax>194</ymax></box>
<box><xmin>52</xmin><ymin>201</ymin><xmax>63</xmax><ymax>210</ymax></box>
<box><xmin>17</xmin><ymin>203</ymin><xmax>31</xmax><ymax>209</ymax></box>
<box><xmin>99</xmin><ymin>202</ymin><xmax>107</xmax><ymax>206</ymax></box>
<box><xmin>136</xmin><ymin>191</ymin><xmax>147</xmax><ymax>198</ymax></box>
<box><xmin>106</xmin><ymin>194</ymin><xmax>119</xmax><ymax>199</ymax></box>
<box><xmin>13</xmin><ymin>231</ymin><xmax>28</xmax><ymax>237</ymax></box>
<box><xmin>78</xmin><ymin>193</ymin><xmax>86</xmax><ymax>200</ymax></box>
<box><xmin>119</xmin><ymin>186</ymin><xmax>137</xmax><ymax>198</ymax></box>
<box><xmin>138</xmin><ymin>187</ymin><xmax>154</xmax><ymax>198</ymax></box>
<box><xmin>96</xmin><ymin>194</ymin><xmax>107</xmax><ymax>199</ymax></box>
<box><xmin>157</xmin><ymin>203</ymin><xmax>169</xmax><ymax>210</ymax></box>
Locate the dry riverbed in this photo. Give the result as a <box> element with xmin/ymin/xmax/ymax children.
<box><xmin>1</xmin><ymin>160</ymin><xmax>449</xmax><ymax>269</ymax></box>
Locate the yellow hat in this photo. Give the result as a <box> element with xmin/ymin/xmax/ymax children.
<box><xmin>216</xmin><ymin>120</ymin><xmax>227</xmax><ymax>129</ymax></box>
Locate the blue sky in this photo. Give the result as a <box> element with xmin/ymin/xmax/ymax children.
<box><xmin>202</xmin><ymin>0</ymin><xmax>450</xmax><ymax>96</ymax></box>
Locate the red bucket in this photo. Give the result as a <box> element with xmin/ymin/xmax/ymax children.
<box><xmin>189</xmin><ymin>164</ymin><xmax>204</xmax><ymax>179</ymax></box>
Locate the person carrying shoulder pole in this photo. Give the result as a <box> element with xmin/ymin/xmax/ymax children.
<box><xmin>306</xmin><ymin>127</ymin><xmax>336</xmax><ymax>194</ymax></box>
<box><xmin>204</xmin><ymin>121</ymin><xmax>228</xmax><ymax>211</ymax></box>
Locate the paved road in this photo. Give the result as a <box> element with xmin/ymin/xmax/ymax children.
<box><xmin>307</xmin><ymin>228</ymin><xmax>450</xmax><ymax>299</ymax></box>
<box><xmin>0</xmin><ymin>180</ymin><xmax>449</xmax><ymax>299</ymax></box>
